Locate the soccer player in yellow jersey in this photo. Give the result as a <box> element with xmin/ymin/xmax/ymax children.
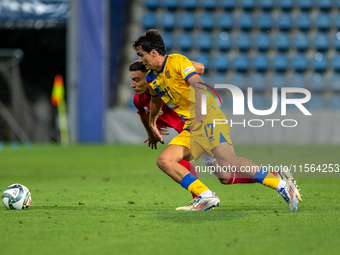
<box><xmin>133</xmin><ymin>29</ymin><xmax>301</xmax><ymax>211</ymax></box>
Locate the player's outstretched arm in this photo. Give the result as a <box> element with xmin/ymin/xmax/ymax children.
<box><xmin>188</xmin><ymin>74</ymin><xmax>206</xmax><ymax>124</ymax></box>
<box><xmin>148</xmin><ymin>95</ymin><xmax>164</xmax><ymax>149</ymax></box>
<box><xmin>191</xmin><ymin>61</ymin><xmax>205</xmax><ymax>76</ymax></box>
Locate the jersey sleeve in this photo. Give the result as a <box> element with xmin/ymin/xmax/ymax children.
<box><xmin>133</xmin><ymin>94</ymin><xmax>145</xmax><ymax>115</ymax></box>
<box><xmin>145</xmin><ymin>71</ymin><xmax>159</xmax><ymax>97</ymax></box>
<box><xmin>173</xmin><ymin>55</ymin><xmax>198</xmax><ymax>81</ymax></box>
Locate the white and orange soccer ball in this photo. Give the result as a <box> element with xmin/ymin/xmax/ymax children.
<box><xmin>2</xmin><ymin>184</ymin><xmax>32</xmax><ymax>210</ymax></box>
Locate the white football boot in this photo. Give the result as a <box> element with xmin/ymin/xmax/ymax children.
<box><xmin>278</xmin><ymin>178</ymin><xmax>299</xmax><ymax>211</ymax></box>
<box><xmin>279</xmin><ymin>166</ymin><xmax>302</xmax><ymax>202</ymax></box>
<box><xmin>185</xmin><ymin>192</ymin><xmax>220</xmax><ymax>211</ymax></box>
<box><xmin>175</xmin><ymin>198</ymin><xmax>198</xmax><ymax>211</ymax></box>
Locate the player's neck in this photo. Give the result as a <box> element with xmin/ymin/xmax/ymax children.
<box><xmin>155</xmin><ymin>55</ymin><xmax>167</xmax><ymax>73</ymax></box>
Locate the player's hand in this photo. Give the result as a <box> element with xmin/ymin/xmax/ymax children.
<box><xmin>158</xmin><ymin>126</ymin><xmax>169</xmax><ymax>135</ymax></box>
<box><xmin>144</xmin><ymin>127</ymin><xmax>164</xmax><ymax>150</ymax></box>
<box><xmin>195</xmin><ymin>108</ymin><xmax>204</xmax><ymax>123</ymax></box>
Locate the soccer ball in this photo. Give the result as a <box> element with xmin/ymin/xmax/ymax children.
<box><xmin>2</xmin><ymin>184</ymin><xmax>32</xmax><ymax>210</ymax></box>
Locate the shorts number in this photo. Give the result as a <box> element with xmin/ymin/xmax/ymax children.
<box><xmin>204</xmin><ymin>123</ymin><xmax>214</xmax><ymax>137</ymax></box>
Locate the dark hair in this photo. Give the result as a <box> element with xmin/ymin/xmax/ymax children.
<box><xmin>133</xmin><ymin>29</ymin><xmax>166</xmax><ymax>56</ymax></box>
<box><xmin>128</xmin><ymin>61</ymin><xmax>147</xmax><ymax>73</ymax></box>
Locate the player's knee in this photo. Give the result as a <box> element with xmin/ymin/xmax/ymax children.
<box><xmin>156</xmin><ymin>155</ymin><xmax>171</xmax><ymax>171</ymax></box>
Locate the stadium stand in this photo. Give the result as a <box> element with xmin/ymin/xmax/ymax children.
<box><xmin>260</xmin><ymin>0</ymin><xmax>274</xmax><ymax>10</ymax></box>
<box><xmin>275</xmin><ymin>33</ymin><xmax>290</xmax><ymax>51</ymax></box>
<box><xmin>310</xmin><ymin>73</ymin><xmax>326</xmax><ymax>92</ymax></box>
<box><xmin>298</xmin><ymin>0</ymin><xmax>312</xmax><ymax>10</ymax></box>
<box><xmin>216</xmin><ymin>32</ymin><xmax>231</xmax><ymax>51</ymax></box>
<box><xmin>253</xmin><ymin>54</ymin><xmax>268</xmax><ymax>72</ymax></box>
<box><xmin>236</xmin><ymin>33</ymin><xmax>251</xmax><ymax>51</ymax></box>
<box><xmin>273</xmin><ymin>54</ymin><xmax>288</xmax><ymax>72</ymax></box>
<box><xmin>294</xmin><ymin>33</ymin><xmax>309</xmax><ymax>51</ymax></box>
<box><xmin>219</xmin><ymin>13</ymin><xmax>233</xmax><ymax>30</ymax></box>
<box><xmin>296</xmin><ymin>13</ymin><xmax>311</xmax><ymax>30</ymax></box>
<box><xmin>179</xmin><ymin>12</ymin><xmax>195</xmax><ymax>30</ymax></box>
<box><xmin>221</xmin><ymin>0</ymin><xmax>235</xmax><ymax>10</ymax></box>
<box><xmin>256</xmin><ymin>33</ymin><xmax>270</xmax><ymax>51</ymax></box>
<box><xmin>139</xmin><ymin>0</ymin><xmax>340</xmax><ymax>109</ymax></box>
<box><xmin>308</xmin><ymin>95</ymin><xmax>324</xmax><ymax>109</ymax></box>
<box><xmin>257</xmin><ymin>13</ymin><xmax>272</xmax><ymax>31</ymax></box>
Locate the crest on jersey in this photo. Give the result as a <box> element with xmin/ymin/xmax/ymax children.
<box><xmin>165</xmin><ymin>70</ymin><xmax>170</xmax><ymax>79</ymax></box>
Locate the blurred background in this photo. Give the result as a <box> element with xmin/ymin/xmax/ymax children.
<box><xmin>1</xmin><ymin>0</ymin><xmax>340</xmax><ymax>146</ymax></box>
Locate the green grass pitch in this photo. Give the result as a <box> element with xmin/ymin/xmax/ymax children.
<box><xmin>0</xmin><ymin>144</ymin><xmax>339</xmax><ymax>255</ymax></box>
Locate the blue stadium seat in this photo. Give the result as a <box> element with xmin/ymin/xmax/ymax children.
<box><xmin>280</xmin><ymin>0</ymin><xmax>293</xmax><ymax>10</ymax></box>
<box><xmin>329</xmin><ymin>95</ymin><xmax>340</xmax><ymax>109</ymax></box>
<box><xmin>293</xmin><ymin>54</ymin><xmax>308</xmax><ymax>72</ymax></box>
<box><xmin>250</xmin><ymin>73</ymin><xmax>266</xmax><ymax>92</ymax></box>
<box><xmin>256</xmin><ymin>33</ymin><xmax>270</xmax><ymax>51</ymax></box>
<box><xmin>217</xmin><ymin>32</ymin><xmax>231</xmax><ymax>51</ymax></box>
<box><xmin>318</xmin><ymin>0</ymin><xmax>332</xmax><ymax>10</ymax></box>
<box><xmin>232</xmin><ymin>73</ymin><xmax>246</xmax><ymax>90</ymax></box>
<box><xmin>332</xmin><ymin>54</ymin><xmax>340</xmax><ymax>71</ymax></box>
<box><xmin>161</xmin><ymin>12</ymin><xmax>176</xmax><ymax>30</ymax></box>
<box><xmin>141</xmin><ymin>13</ymin><xmax>156</xmax><ymax>29</ymax></box>
<box><xmin>194</xmin><ymin>53</ymin><xmax>211</xmax><ymax>71</ymax></box>
<box><xmin>330</xmin><ymin>74</ymin><xmax>340</xmax><ymax>91</ymax></box>
<box><xmin>234</xmin><ymin>54</ymin><xmax>249</xmax><ymax>72</ymax></box>
<box><xmin>145</xmin><ymin>0</ymin><xmax>159</xmax><ymax>10</ymax></box>
<box><xmin>311</xmin><ymin>73</ymin><xmax>326</xmax><ymax>92</ymax></box>
<box><xmin>273</xmin><ymin>54</ymin><xmax>288</xmax><ymax>72</ymax></box>
<box><xmin>179</xmin><ymin>12</ymin><xmax>194</xmax><ymax>30</ymax></box>
<box><xmin>277</xmin><ymin>13</ymin><xmax>292</xmax><ymax>30</ymax></box>
<box><xmin>238</xmin><ymin>13</ymin><xmax>253</xmax><ymax>30</ymax></box>
<box><xmin>253</xmin><ymin>54</ymin><xmax>268</xmax><ymax>72</ymax></box>
<box><xmin>294</xmin><ymin>33</ymin><xmax>309</xmax><ymax>51</ymax></box>
<box><xmin>197</xmin><ymin>33</ymin><xmax>212</xmax><ymax>51</ymax></box>
<box><xmin>316</xmin><ymin>13</ymin><xmax>330</xmax><ymax>31</ymax></box>
<box><xmin>313</xmin><ymin>53</ymin><xmax>327</xmax><ymax>72</ymax></box>
<box><xmin>260</xmin><ymin>0</ymin><xmax>274</xmax><ymax>10</ymax></box>
<box><xmin>219</xmin><ymin>13</ymin><xmax>233</xmax><ymax>30</ymax></box>
<box><xmin>199</xmin><ymin>12</ymin><xmax>214</xmax><ymax>31</ymax></box>
<box><xmin>221</xmin><ymin>0</ymin><xmax>235</xmax><ymax>10</ymax></box>
<box><xmin>271</xmin><ymin>73</ymin><xmax>286</xmax><ymax>89</ymax></box>
<box><xmin>335</xmin><ymin>14</ymin><xmax>340</xmax><ymax>30</ymax></box>
<box><xmin>213</xmin><ymin>53</ymin><xmax>228</xmax><ymax>71</ymax></box>
<box><xmin>334</xmin><ymin>33</ymin><xmax>340</xmax><ymax>50</ymax></box>
<box><xmin>308</xmin><ymin>95</ymin><xmax>324</xmax><ymax>109</ymax></box>
<box><xmin>257</xmin><ymin>13</ymin><xmax>272</xmax><ymax>31</ymax></box>
<box><xmin>250</xmin><ymin>94</ymin><xmax>266</xmax><ymax>109</ymax></box>
<box><xmin>236</xmin><ymin>33</ymin><xmax>251</xmax><ymax>51</ymax></box>
<box><xmin>296</xmin><ymin>13</ymin><xmax>311</xmax><ymax>30</ymax></box>
<box><xmin>162</xmin><ymin>32</ymin><xmax>173</xmax><ymax>50</ymax></box>
<box><xmin>164</xmin><ymin>0</ymin><xmax>179</xmax><ymax>10</ymax></box>
<box><xmin>275</xmin><ymin>33</ymin><xmax>290</xmax><ymax>51</ymax></box>
<box><xmin>242</xmin><ymin>0</ymin><xmax>255</xmax><ymax>10</ymax></box>
<box><xmin>177</xmin><ymin>33</ymin><xmax>193</xmax><ymax>51</ymax></box>
<box><xmin>183</xmin><ymin>0</ymin><xmax>197</xmax><ymax>10</ymax></box>
<box><xmin>314</xmin><ymin>33</ymin><xmax>329</xmax><ymax>51</ymax></box>
<box><xmin>291</xmin><ymin>73</ymin><xmax>306</xmax><ymax>88</ymax></box>
<box><xmin>210</xmin><ymin>72</ymin><xmax>227</xmax><ymax>79</ymax></box>
<box><xmin>298</xmin><ymin>0</ymin><xmax>312</xmax><ymax>10</ymax></box>
<box><xmin>202</xmin><ymin>0</ymin><xmax>217</xmax><ymax>10</ymax></box>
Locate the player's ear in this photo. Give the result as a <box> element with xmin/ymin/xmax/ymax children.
<box><xmin>150</xmin><ymin>49</ymin><xmax>157</xmax><ymax>57</ymax></box>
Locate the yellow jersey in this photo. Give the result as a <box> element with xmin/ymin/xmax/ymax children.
<box><xmin>146</xmin><ymin>54</ymin><xmax>210</xmax><ymax>129</ymax></box>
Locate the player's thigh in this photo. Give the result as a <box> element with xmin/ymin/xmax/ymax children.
<box><xmin>158</xmin><ymin>144</ymin><xmax>191</xmax><ymax>164</ymax></box>
<box><xmin>211</xmin><ymin>142</ymin><xmax>238</xmax><ymax>166</ymax></box>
